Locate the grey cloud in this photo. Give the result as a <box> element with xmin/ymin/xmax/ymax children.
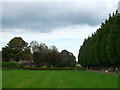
<box><xmin>2</xmin><ymin>2</ymin><xmax>114</xmax><ymax>33</ymax></box>
<box><xmin>118</xmin><ymin>1</ymin><xmax>120</xmax><ymax>13</ymax></box>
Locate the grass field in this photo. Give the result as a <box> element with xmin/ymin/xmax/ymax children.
<box><xmin>2</xmin><ymin>70</ymin><xmax>118</xmax><ymax>88</ymax></box>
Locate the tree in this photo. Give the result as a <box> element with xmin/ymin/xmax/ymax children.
<box><xmin>2</xmin><ymin>46</ymin><xmax>13</xmax><ymax>62</ymax></box>
<box><xmin>78</xmin><ymin>11</ymin><xmax>120</xmax><ymax>72</ymax></box>
<box><xmin>32</xmin><ymin>43</ymin><xmax>76</xmax><ymax>67</ymax></box>
<box><xmin>2</xmin><ymin>37</ymin><xmax>28</xmax><ymax>62</ymax></box>
<box><xmin>61</xmin><ymin>50</ymin><xmax>76</xmax><ymax>67</ymax></box>
<box><xmin>30</xmin><ymin>41</ymin><xmax>39</xmax><ymax>53</ymax></box>
<box><xmin>32</xmin><ymin>43</ymin><xmax>61</xmax><ymax>67</ymax></box>
<box><xmin>21</xmin><ymin>46</ymin><xmax>33</xmax><ymax>61</ymax></box>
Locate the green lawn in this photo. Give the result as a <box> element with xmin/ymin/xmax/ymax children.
<box><xmin>0</xmin><ymin>70</ymin><xmax>2</xmax><ymax>89</ymax></box>
<box><xmin>2</xmin><ymin>70</ymin><xmax>118</xmax><ymax>88</ymax></box>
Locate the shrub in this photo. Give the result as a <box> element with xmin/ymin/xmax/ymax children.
<box><xmin>75</xmin><ymin>67</ymin><xmax>86</xmax><ymax>71</ymax></box>
<box><xmin>23</xmin><ymin>66</ymin><xmax>86</xmax><ymax>71</ymax></box>
<box><xmin>23</xmin><ymin>65</ymin><xmax>31</xmax><ymax>70</ymax></box>
<box><xmin>2</xmin><ymin>62</ymin><xmax>21</xmax><ymax>69</ymax></box>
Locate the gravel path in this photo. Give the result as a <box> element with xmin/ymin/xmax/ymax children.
<box><xmin>87</xmin><ymin>70</ymin><xmax>119</xmax><ymax>75</ymax></box>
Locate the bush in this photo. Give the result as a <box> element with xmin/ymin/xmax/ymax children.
<box><xmin>2</xmin><ymin>62</ymin><xmax>21</xmax><ymax>69</ymax></box>
<box><xmin>23</xmin><ymin>65</ymin><xmax>31</xmax><ymax>70</ymax></box>
<box><xmin>23</xmin><ymin>66</ymin><xmax>86</xmax><ymax>71</ymax></box>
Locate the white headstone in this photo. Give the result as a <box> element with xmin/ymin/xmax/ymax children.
<box><xmin>118</xmin><ymin>1</ymin><xmax>120</xmax><ymax>13</ymax></box>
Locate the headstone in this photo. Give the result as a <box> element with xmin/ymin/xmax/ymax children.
<box><xmin>105</xmin><ymin>70</ymin><xmax>108</xmax><ymax>72</ymax></box>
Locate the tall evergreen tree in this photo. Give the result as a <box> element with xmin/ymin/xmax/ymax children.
<box><xmin>78</xmin><ymin>10</ymin><xmax>120</xmax><ymax>72</ymax></box>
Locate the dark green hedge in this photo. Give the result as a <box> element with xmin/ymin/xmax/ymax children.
<box><xmin>1</xmin><ymin>62</ymin><xmax>86</xmax><ymax>70</ymax></box>
<box><xmin>23</xmin><ymin>66</ymin><xmax>86</xmax><ymax>71</ymax></box>
<box><xmin>2</xmin><ymin>62</ymin><xmax>21</xmax><ymax>69</ymax></box>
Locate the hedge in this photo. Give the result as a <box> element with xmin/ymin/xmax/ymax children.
<box><xmin>23</xmin><ymin>66</ymin><xmax>86</xmax><ymax>71</ymax></box>
<box><xmin>1</xmin><ymin>62</ymin><xmax>86</xmax><ymax>71</ymax></box>
<box><xmin>2</xmin><ymin>62</ymin><xmax>21</xmax><ymax>69</ymax></box>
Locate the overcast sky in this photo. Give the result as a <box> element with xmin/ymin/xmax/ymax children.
<box><xmin>1</xmin><ymin>0</ymin><xmax>119</xmax><ymax>61</ymax></box>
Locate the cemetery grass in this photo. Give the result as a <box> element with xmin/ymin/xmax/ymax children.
<box><xmin>2</xmin><ymin>70</ymin><xmax>118</xmax><ymax>88</ymax></box>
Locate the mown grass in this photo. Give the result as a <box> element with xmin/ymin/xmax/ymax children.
<box><xmin>0</xmin><ymin>70</ymin><xmax>2</xmax><ymax>89</ymax></box>
<box><xmin>2</xmin><ymin>70</ymin><xmax>118</xmax><ymax>88</ymax></box>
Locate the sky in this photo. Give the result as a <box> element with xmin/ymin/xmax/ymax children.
<box><xmin>0</xmin><ymin>0</ymin><xmax>119</xmax><ymax>61</ymax></box>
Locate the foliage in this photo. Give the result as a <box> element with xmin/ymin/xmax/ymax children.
<box><xmin>2</xmin><ymin>62</ymin><xmax>21</xmax><ymax>69</ymax></box>
<box><xmin>23</xmin><ymin>66</ymin><xmax>86</xmax><ymax>70</ymax></box>
<box><xmin>78</xmin><ymin>11</ymin><xmax>120</xmax><ymax>68</ymax></box>
<box><xmin>2</xmin><ymin>37</ymin><xmax>76</xmax><ymax>67</ymax></box>
<box><xmin>2</xmin><ymin>37</ymin><xmax>31</xmax><ymax>62</ymax></box>
<box><xmin>23</xmin><ymin>65</ymin><xmax>31</xmax><ymax>70</ymax></box>
<box><xmin>31</xmin><ymin>42</ymin><xmax>76</xmax><ymax>67</ymax></box>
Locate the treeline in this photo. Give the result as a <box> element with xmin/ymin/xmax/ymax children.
<box><xmin>31</xmin><ymin>41</ymin><xmax>76</xmax><ymax>67</ymax></box>
<box><xmin>78</xmin><ymin>10</ymin><xmax>120</xmax><ymax>72</ymax></box>
<box><xmin>2</xmin><ymin>37</ymin><xmax>76</xmax><ymax>67</ymax></box>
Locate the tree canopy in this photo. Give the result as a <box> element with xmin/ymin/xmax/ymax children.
<box><xmin>78</xmin><ymin>11</ymin><xmax>120</xmax><ymax>69</ymax></box>
<box><xmin>2</xmin><ymin>37</ymin><xmax>29</xmax><ymax>62</ymax></box>
<box><xmin>2</xmin><ymin>37</ymin><xmax>76</xmax><ymax>67</ymax></box>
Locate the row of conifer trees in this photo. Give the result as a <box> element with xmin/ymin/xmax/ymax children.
<box><xmin>78</xmin><ymin>10</ymin><xmax>120</xmax><ymax>72</ymax></box>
